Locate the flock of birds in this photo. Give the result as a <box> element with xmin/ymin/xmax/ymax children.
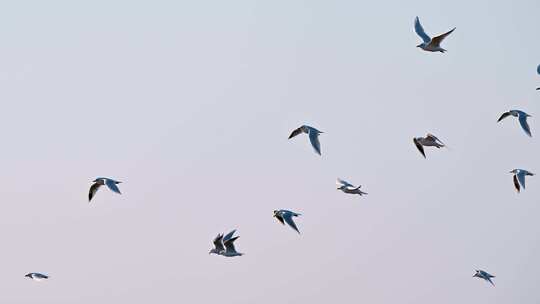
<box><xmin>23</xmin><ymin>16</ymin><xmax>539</xmax><ymax>289</ymax></box>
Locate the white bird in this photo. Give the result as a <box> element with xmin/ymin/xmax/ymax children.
<box><xmin>336</xmin><ymin>178</ymin><xmax>367</xmax><ymax>196</ymax></box>
<box><xmin>413</xmin><ymin>133</ymin><xmax>446</xmax><ymax>158</ymax></box>
<box><xmin>510</xmin><ymin>169</ymin><xmax>534</xmax><ymax>192</ymax></box>
<box><xmin>498</xmin><ymin>110</ymin><xmax>532</xmax><ymax>137</ymax></box>
<box><xmin>88</xmin><ymin>177</ymin><xmax>122</xmax><ymax>202</ymax></box>
<box><xmin>25</xmin><ymin>273</ymin><xmax>49</xmax><ymax>281</ymax></box>
<box><xmin>473</xmin><ymin>270</ymin><xmax>495</xmax><ymax>286</ymax></box>
<box><xmin>414</xmin><ymin>16</ymin><xmax>455</xmax><ymax>53</ymax></box>
<box><xmin>288</xmin><ymin>125</ymin><xmax>323</xmax><ymax>155</ymax></box>
<box><xmin>209</xmin><ymin>230</ymin><xmax>243</xmax><ymax>257</ymax></box>
<box><xmin>273</xmin><ymin>209</ymin><xmax>302</xmax><ymax>234</ymax></box>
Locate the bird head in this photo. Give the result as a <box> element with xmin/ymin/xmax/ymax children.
<box><xmin>24</xmin><ymin>273</ymin><xmax>32</xmax><ymax>278</ymax></box>
<box><xmin>416</xmin><ymin>43</ymin><xmax>424</xmax><ymax>48</ymax></box>
<box><xmin>209</xmin><ymin>249</ymin><xmax>218</xmax><ymax>255</ymax></box>
<box><xmin>509</xmin><ymin>169</ymin><xmax>518</xmax><ymax>174</ymax></box>
<box><xmin>273</xmin><ymin>210</ymin><xmax>278</xmax><ymax>217</ymax></box>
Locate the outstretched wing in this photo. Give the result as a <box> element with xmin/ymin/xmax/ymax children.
<box><xmin>414</xmin><ymin>17</ymin><xmax>431</xmax><ymax>43</ymax></box>
<box><xmin>517</xmin><ymin>172</ymin><xmax>527</xmax><ymax>189</ymax></box>
<box><xmin>213</xmin><ymin>234</ymin><xmax>224</xmax><ymax>251</ymax></box>
<box><xmin>413</xmin><ymin>138</ymin><xmax>426</xmax><ymax>158</ymax></box>
<box><xmin>275</xmin><ymin>214</ymin><xmax>285</xmax><ymax>225</ymax></box>
<box><xmin>223</xmin><ymin>230</ymin><xmax>236</xmax><ymax>242</ymax></box>
<box><xmin>426</xmin><ymin>133</ymin><xmax>445</xmax><ymax>146</ymax></box>
<box><xmin>288</xmin><ymin>127</ymin><xmax>303</xmax><ymax>139</ymax></box>
<box><xmin>88</xmin><ymin>183</ymin><xmax>101</xmax><ymax>202</ymax></box>
<box><xmin>518</xmin><ymin>115</ymin><xmax>532</xmax><ymax>137</ymax></box>
<box><xmin>105</xmin><ymin>179</ymin><xmax>122</xmax><ymax>194</ymax></box>
<box><xmin>497</xmin><ymin>112</ymin><xmax>511</xmax><ymax>122</ymax></box>
<box><xmin>513</xmin><ymin>174</ymin><xmax>521</xmax><ymax>192</ymax></box>
<box><xmin>430</xmin><ymin>27</ymin><xmax>455</xmax><ymax>47</ymax></box>
<box><xmin>337</xmin><ymin>178</ymin><xmax>354</xmax><ymax>188</ymax></box>
<box><xmin>224</xmin><ymin>236</ymin><xmax>239</xmax><ymax>253</ymax></box>
<box><xmin>308</xmin><ymin>130</ymin><xmax>321</xmax><ymax>155</ymax></box>
<box><xmin>283</xmin><ymin>212</ymin><xmax>300</xmax><ymax>234</ymax></box>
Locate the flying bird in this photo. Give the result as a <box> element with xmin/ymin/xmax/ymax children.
<box><xmin>273</xmin><ymin>209</ymin><xmax>302</xmax><ymax>233</ymax></box>
<box><xmin>88</xmin><ymin>177</ymin><xmax>122</xmax><ymax>202</ymax></box>
<box><xmin>537</xmin><ymin>64</ymin><xmax>540</xmax><ymax>75</ymax></box>
<box><xmin>497</xmin><ymin>110</ymin><xmax>532</xmax><ymax>137</ymax></box>
<box><xmin>25</xmin><ymin>273</ymin><xmax>49</xmax><ymax>281</ymax></box>
<box><xmin>414</xmin><ymin>16</ymin><xmax>455</xmax><ymax>53</ymax></box>
<box><xmin>413</xmin><ymin>133</ymin><xmax>446</xmax><ymax>158</ymax></box>
<box><xmin>336</xmin><ymin>178</ymin><xmax>367</xmax><ymax>196</ymax></box>
<box><xmin>510</xmin><ymin>169</ymin><xmax>534</xmax><ymax>192</ymax></box>
<box><xmin>473</xmin><ymin>270</ymin><xmax>495</xmax><ymax>286</ymax></box>
<box><xmin>209</xmin><ymin>230</ymin><xmax>243</xmax><ymax>257</ymax></box>
<box><xmin>288</xmin><ymin>125</ymin><xmax>323</xmax><ymax>155</ymax></box>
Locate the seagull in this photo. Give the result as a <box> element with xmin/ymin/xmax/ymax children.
<box><xmin>414</xmin><ymin>16</ymin><xmax>455</xmax><ymax>53</ymax></box>
<box><xmin>25</xmin><ymin>273</ymin><xmax>49</xmax><ymax>281</ymax></box>
<box><xmin>413</xmin><ymin>133</ymin><xmax>446</xmax><ymax>158</ymax></box>
<box><xmin>273</xmin><ymin>209</ymin><xmax>301</xmax><ymax>233</ymax></box>
<box><xmin>336</xmin><ymin>178</ymin><xmax>367</xmax><ymax>196</ymax></box>
<box><xmin>209</xmin><ymin>230</ymin><xmax>243</xmax><ymax>257</ymax></box>
<box><xmin>473</xmin><ymin>270</ymin><xmax>495</xmax><ymax>286</ymax></box>
<box><xmin>497</xmin><ymin>110</ymin><xmax>532</xmax><ymax>137</ymax></box>
<box><xmin>288</xmin><ymin>125</ymin><xmax>323</xmax><ymax>155</ymax></box>
<box><xmin>510</xmin><ymin>169</ymin><xmax>534</xmax><ymax>192</ymax></box>
<box><xmin>88</xmin><ymin>177</ymin><xmax>122</xmax><ymax>202</ymax></box>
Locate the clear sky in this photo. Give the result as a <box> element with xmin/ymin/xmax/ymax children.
<box><xmin>1</xmin><ymin>0</ymin><xmax>539</xmax><ymax>303</ymax></box>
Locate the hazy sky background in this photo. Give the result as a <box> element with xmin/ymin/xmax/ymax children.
<box><xmin>1</xmin><ymin>0</ymin><xmax>540</xmax><ymax>303</ymax></box>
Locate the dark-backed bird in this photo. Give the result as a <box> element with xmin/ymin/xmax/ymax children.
<box><xmin>498</xmin><ymin>110</ymin><xmax>532</xmax><ymax>137</ymax></box>
<box><xmin>288</xmin><ymin>125</ymin><xmax>323</xmax><ymax>155</ymax></box>
<box><xmin>510</xmin><ymin>169</ymin><xmax>534</xmax><ymax>192</ymax></box>
<box><xmin>336</xmin><ymin>178</ymin><xmax>367</xmax><ymax>196</ymax></box>
<box><xmin>473</xmin><ymin>270</ymin><xmax>495</xmax><ymax>286</ymax></box>
<box><xmin>413</xmin><ymin>133</ymin><xmax>446</xmax><ymax>158</ymax></box>
<box><xmin>414</xmin><ymin>16</ymin><xmax>455</xmax><ymax>53</ymax></box>
<box><xmin>88</xmin><ymin>177</ymin><xmax>122</xmax><ymax>202</ymax></box>
<box><xmin>273</xmin><ymin>209</ymin><xmax>302</xmax><ymax>233</ymax></box>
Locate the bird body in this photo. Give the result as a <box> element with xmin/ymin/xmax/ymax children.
<box><xmin>413</xmin><ymin>133</ymin><xmax>446</xmax><ymax>158</ymax></box>
<box><xmin>273</xmin><ymin>209</ymin><xmax>302</xmax><ymax>233</ymax></box>
<box><xmin>25</xmin><ymin>273</ymin><xmax>49</xmax><ymax>281</ymax></box>
<box><xmin>497</xmin><ymin>110</ymin><xmax>532</xmax><ymax>137</ymax></box>
<box><xmin>288</xmin><ymin>125</ymin><xmax>323</xmax><ymax>155</ymax></box>
<box><xmin>88</xmin><ymin>177</ymin><xmax>122</xmax><ymax>202</ymax></box>
<box><xmin>336</xmin><ymin>178</ymin><xmax>367</xmax><ymax>196</ymax></box>
<box><xmin>414</xmin><ymin>16</ymin><xmax>455</xmax><ymax>53</ymax></box>
<box><xmin>473</xmin><ymin>270</ymin><xmax>495</xmax><ymax>286</ymax></box>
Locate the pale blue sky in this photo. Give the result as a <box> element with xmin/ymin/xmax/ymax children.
<box><xmin>0</xmin><ymin>0</ymin><xmax>539</xmax><ymax>303</ymax></box>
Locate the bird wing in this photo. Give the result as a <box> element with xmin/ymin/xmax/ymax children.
<box><xmin>518</xmin><ymin>114</ymin><xmax>532</xmax><ymax>137</ymax></box>
<box><xmin>426</xmin><ymin>133</ymin><xmax>445</xmax><ymax>146</ymax></box>
<box><xmin>223</xmin><ymin>236</ymin><xmax>239</xmax><ymax>253</ymax></box>
<box><xmin>337</xmin><ymin>178</ymin><xmax>354</xmax><ymax>188</ymax></box>
<box><xmin>282</xmin><ymin>212</ymin><xmax>300</xmax><ymax>234</ymax></box>
<box><xmin>275</xmin><ymin>214</ymin><xmax>285</xmax><ymax>225</ymax></box>
<box><xmin>414</xmin><ymin>17</ymin><xmax>431</xmax><ymax>43</ymax></box>
<box><xmin>213</xmin><ymin>234</ymin><xmax>224</xmax><ymax>251</ymax></box>
<box><xmin>223</xmin><ymin>230</ymin><xmax>236</xmax><ymax>242</ymax></box>
<box><xmin>497</xmin><ymin>111</ymin><xmax>511</xmax><ymax>122</ymax></box>
<box><xmin>308</xmin><ymin>129</ymin><xmax>322</xmax><ymax>155</ymax></box>
<box><xmin>513</xmin><ymin>174</ymin><xmax>521</xmax><ymax>192</ymax></box>
<box><xmin>486</xmin><ymin>277</ymin><xmax>495</xmax><ymax>286</ymax></box>
<box><xmin>517</xmin><ymin>171</ymin><xmax>527</xmax><ymax>189</ymax></box>
<box><xmin>413</xmin><ymin>138</ymin><xmax>426</xmax><ymax>158</ymax></box>
<box><xmin>430</xmin><ymin>27</ymin><xmax>455</xmax><ymax>47</ymax></box>
<box><xmin>105</xmin><ymin>179</ymin><xmax>122</xmax><ymax>194</ymax></box>
<box><xmin>288</xmin><ymin>127</ymin><xmax>303</xmax><ymax>139</ymax></box>
<box><xmin>88</xmin><ymin>182</ymin><xmax>102</xmax><ymax>202</ymax></box>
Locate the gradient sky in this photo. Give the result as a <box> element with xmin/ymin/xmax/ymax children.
<box><xmin>1</xmin><ymin>0</ymin><xmax>540</xmax><ymax>303</ymax></box>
